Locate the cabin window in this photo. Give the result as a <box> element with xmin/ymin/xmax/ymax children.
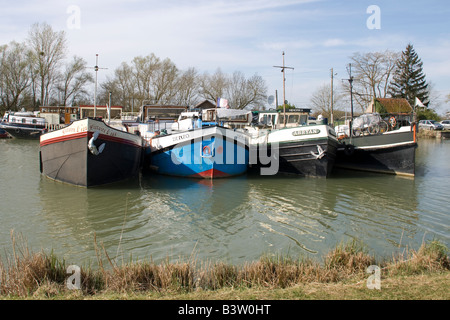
<box><xmin>270</xmin><ymin>115</ymin><xmax>276</xmax><ymax>124</ymax></box>
<box><xmin>261</xmin><ymin>115</ymin><xmax>268</xmax><ymax>124</ymax></box>
<box><xmin>288</xmin><ymin>115</ymin><xmax>300</xmax><ymax>124</ymax></box>
<box><xmin>22</xmin><ymin>118</ymin><xmax>26</xmax><ymax>123</ymax></box>
<box><xmin>300</xmin><ymin>115</ymin><xmax>308</xmax><ymax>125</ymax></box>
<box><xmin>261</xmin><ymin>114</ymin><xmax>276</xmax><ymax>125</ymax></box>
<box><xmin>32</xmin><ymin>119</ymin><xmax>37</xmax><ymax>124</ymax></box>
<box><xmin>11</xmin><ymin>117</ymin><xmax>16</xmax><ymax>122</ymax></box>
<box><xmin>204</xmin><ymin>110</ymin><xmax>215</xmax><ymax>122</ymax></box>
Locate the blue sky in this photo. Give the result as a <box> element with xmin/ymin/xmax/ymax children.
<box><xmin>1</xmin><ymin>0</ymin><xmax>449</xmax><ymax>113</ymax></box>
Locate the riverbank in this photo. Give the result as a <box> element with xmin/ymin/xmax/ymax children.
<box><xmin>418</xmin><ymin>128</ymin><xmax>450</xmax><ymax>139</ymax></box>
<box><xmin>1</xmin><ymin>238</ymin><xmax>448</xmax><ymax>300</ymax></box>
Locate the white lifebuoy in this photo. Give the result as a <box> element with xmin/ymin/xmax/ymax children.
<box><xmin>389</xmin><ymin>116</ymin><xmax>397</xmax><ymax>128</ymax></box>
<box><xmin>202</xmin><ymin>145</ymin><xmax>212</xmax><ymax>156</ymax></box>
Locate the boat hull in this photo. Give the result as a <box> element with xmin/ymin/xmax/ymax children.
<box><xmin>40</xmin><ymin>118</ymin><xmax>142</xmax><ymax>187</ymax></box>
<box><xmin>0</xmin><ymin>128</ymin><xmax>10</xmax><ymax>139</ymax></box>
<box><xmin>1</xmin><ymin>124</ymin><xmax>45</xmax><ymax>139</ymax></box>
<box><xmin>249</xmin><ymin>125</ymin><xmax>338</xmax><ymax>177</ymax></box>
<box><xmin>335</xmin><ymin>128</ymin><xmax>417</xmax><ymax>176</ymax></box>
<box><xmin>147</xmin><ymin>126</ymin><xmax>249</xmax><ymax>178</ymax></box>
<box><xmin>278</xmin><ymin>138</ymin><xmax>337</xmax><ymax>177</ymax></box>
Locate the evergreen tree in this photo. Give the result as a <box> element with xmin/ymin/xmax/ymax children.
<box><xmin>389</xmin><ymin>43</ymin><xmax>429</xmax><ymax>107</ymax></box>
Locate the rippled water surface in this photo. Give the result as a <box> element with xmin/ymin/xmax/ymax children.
<box><xmin>0</xmin><ymin>138</ymin><xmax>449</xmax><ymax>265</ymax></box>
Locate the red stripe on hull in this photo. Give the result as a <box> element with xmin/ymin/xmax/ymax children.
<box><xmin>189</xmin><ymin>169</ymin><xmax>230</xmax><ymax>179</ymax></box>
<box><xmin>41</xmin><ymin>131</ymin><xmax>141</xmax><ymax>148</ymax></box>
<box><xmin>40</xmin><ymin>132</ymin><xmax>87</xmax><ymax>146</ymax></box>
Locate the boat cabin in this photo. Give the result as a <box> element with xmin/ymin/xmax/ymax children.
<box><xmin>1</xmin><ymin>111</ymin><xmax>46</xmax><ymax>126</ymax></box>
<box><xmin>39</xmin><ymin>106</ymin><xmax>79</xmax><ymax>125</ymax></box>
<box><xmin>365</xmin><ymin>98</ymin><xmax>414</xmax><ymax>129</ymax></box>
<box><xmin>79</xmin><ymin>105</ymin><xmax>123</xmax><ymax>120</ymax></box>
<box><xmin>251</xmin><ymin>108</ymin><xmax>317</xmax><ymax>129</ymax></box>
<box><xmin>140</xmin><ymin>105</ymin><xmax>188</xmax><ymax>122</ymax></box>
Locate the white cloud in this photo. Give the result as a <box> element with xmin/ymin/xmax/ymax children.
<box><xmin>322</xmin><ymin>38</ymin><xmax>346</xmax><ymax>47</ymax></box>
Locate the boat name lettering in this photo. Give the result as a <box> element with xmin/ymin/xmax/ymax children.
<box><xmin>173</xmin><ymin>133</ymin><xmax>190</xmax><ymax>142</ymax></box>
<box><xmin>292</xmin><ymin>128</ymin><xmax>320</xmax><ymax>136</ymax></box>
<box><xmin>62</xmin><ymin>125</ymin><xmax>88</xmax><ymax>135</ymax></box>
<box><xmin>89</xmin><ymin>124</ymin><xmax>118</xmax><ymax>137</ymax></box>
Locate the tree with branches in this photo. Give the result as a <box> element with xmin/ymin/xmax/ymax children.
<box><xmin>0</xmin><ymin>42</ymin><xmax>32</xmax><ymax>111</ymax></box>
<box><xmin>27</xmin><ymin>22</ymin><xmax>67</xmax><ymax>107</ymax></box>
<box><xmin>389</xmin><ymin>43</ymin><xmax>429</xmax><ymax>107</ymax></box>
<box><xmin>343</xmin><ymin>50</ymin><xmax>399</xmax><ymax>112</ymax></box>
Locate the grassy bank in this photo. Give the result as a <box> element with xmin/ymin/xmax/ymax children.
<box><xmin>0</xmin><ymin>237</ymin><xmax>449</xmax><ymax>300</ymax></box>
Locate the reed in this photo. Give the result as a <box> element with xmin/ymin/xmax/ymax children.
<box><xmin>386</xmin><ymin>240</ymin><xmax>450</xmax><ymax>276</ymax></box>
<box><xmin>0</xmin><ymin>232</ymin><xmax>448</xmax><ymax>298</ymax></box>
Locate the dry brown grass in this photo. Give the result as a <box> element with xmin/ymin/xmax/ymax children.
<box><xmin>1</xmin><ymin>232</ymin><xmax>448</xmax><ymax>299</ymax></box>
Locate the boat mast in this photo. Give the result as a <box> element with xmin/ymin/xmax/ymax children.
<box><xmin>274</xmin><ymin>51</ymin><xmax>294</xmax><ymax>127</ymax></box>
<box><xmin>92</xmin><ymin>54</ymin><xmax>108</xmax><ymax>118</ymax></box>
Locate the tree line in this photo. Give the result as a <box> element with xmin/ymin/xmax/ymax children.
<box><xmin>310</xmin><ymin>43</ymin><xmax>435</xmax><ymax>120</ymax></box>
<box><xmin>99</xmin><ymin>57</ymin><xmax>267</xmax><ymax>111</ymax></box>
<box><xmin>0</xmin><ymin>23</ymin><xmax>267</xmax><ymax>113</ymax></box>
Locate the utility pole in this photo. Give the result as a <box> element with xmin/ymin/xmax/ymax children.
<box><xmin>90</xmin><ymin>54</ymin><xmax>108</xmax><ymax>118</ymax></box>
<box><xmin>346</xmin><ymin>63</ymin><xmax>354</xmax><ymax>140</ymax></box>
<box><xmin>274</xmin><ymin>51</ymin><xmax>294</xmax><ymax>127</ymax></box>
<box><xmin>330</xmin><ymin>68</ymin><xmax>337</xmax><ymax>126</ymax></box>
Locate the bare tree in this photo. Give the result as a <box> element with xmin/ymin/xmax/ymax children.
<box><xmin>57</xmin><ymin>56</ymin><xmax>93</xmax><ymax>106</ymax></box>
<box><xmin>200</xmin><ymin>68</ymin><xmax>229</xmax><ymax>103</ymax></box>
<box><xmin>152</xmin><ymin>57</ymin><xmax>179</xmax><ymax>104</ymax></box>
<box><xmin>227</xmin><ymin>71</ymin><xmax>267</xmax><ymax>109</ymax></box>
<box><xmin>0</xmin><ymin>42</ymin><xmax>32</xmax><ymax>111</ymax></box>
<box><xmin>27</xmin><ymin>22</ymin><xmax>67</xmax><ymax>107</ymax></box>
<box><xmin>200</xmin><ymin>69</ymin><xmax>267</xmax><ymax>109</ymax></box>
<box><xmin>101</xmin><ymin>54</ymin><xmax>182</xmax><ymax>110</ymax></box>
<box><xmin>343</xmin><ymin>50</ymin><xmax>399</xmax><ymax>112</ymax></box>
<box><xmin>131</xmin><ymin>53</ymin><xmax>160</xmax><ymax>103</ymax></box>
<box><xmin>100</xmin><ymin>54</ymin><xmax>267</xmax><ymax>110</ymax></box>
<box><xmin>174</xmin><ymin>67</ymin><xmax>200</xmax><ymax>106</ymax></box>
<box><xmin>310</xmin><ymin>83</ymin><xmax>344</xmax><ymax>118</ymax></box>
<box><xmin>107</xmin><ymin>62</ymin><xmax>136</xmax><ymax>109</ymax></box>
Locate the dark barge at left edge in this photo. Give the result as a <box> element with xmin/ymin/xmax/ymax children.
<box><xmin>39</xmin><ymin>117</ymin><xmax>143</xmax><ymax>187</ymax></box>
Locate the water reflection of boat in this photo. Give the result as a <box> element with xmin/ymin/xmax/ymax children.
<box><xmin>335</xmin><ymin>113</ymin><xmax>417</xmax><ymax>176</ymax></box>
<box><xmin>39</xmin><ymin>117</ymin><xmax>143</xmax><ymax>187</ymax></box>
<box><xmin>0</xmin><ymin>128</ymin><xmax>10</xmax><ymax>139</ymax></box>
<box><xmin>1</xmin><ymin>111</ymin><xmax>47</xmax><ymax>139</ymax></box>
<box><xmin>38</xmin><ymin>176</ymin><xmax>144</xmax><ymax>266</ymax></box>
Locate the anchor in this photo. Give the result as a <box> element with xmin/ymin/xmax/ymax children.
<box><xmin>88</xmin><ymin>131</ymin><xmax>106</xmax><ymax>155</ymax></box>
<box><xmin>310</xmin><ymin>145</ymin><xmax>325</xmax><ymax>160</ymax></box>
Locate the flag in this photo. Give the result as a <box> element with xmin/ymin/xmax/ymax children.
<box><xmin>217</xmin><ymin>98</ymin><xmax>229</xmax><ymax>108</ymax></box>
<box><xmin>415</xmin><ymin>97</ymin><xmax>426</xmax><ymax>108</ymax></box>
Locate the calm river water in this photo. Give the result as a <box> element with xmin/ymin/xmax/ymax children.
<box><xmin>0</xmin><ymin>138</ymin><xmax>449</xmax><ymax>266</ymax></box>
